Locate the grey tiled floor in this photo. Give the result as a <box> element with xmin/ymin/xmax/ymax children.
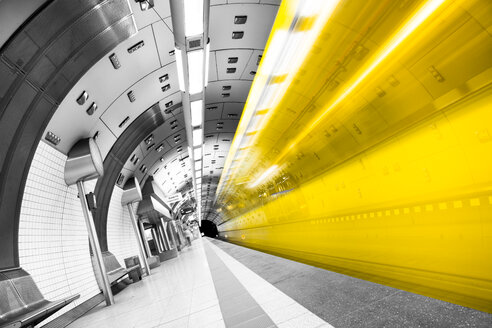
<box><xmin>203</xmin><ymin>241</ymin><xmax>276</xmax><ymax>328</ymax></box>
<box><xmin>66</xmin><ymin>238</ymin><xmax>329</xmax><ymax>328</ymax></box>
<box><xmin>209</xmin><ymin>238</ymin><xmax>492</xmax><ymax>328</ymax></box>
<box><xmin>67</xmin><ymin>239</ymin><xmax>224</xmax><ymax>328</ymax></box>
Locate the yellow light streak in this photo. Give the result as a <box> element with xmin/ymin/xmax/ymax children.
<box><xmin>275</xmin><ymin>0</ymin><xmax>449</xmax><ymax>163</ymax></box>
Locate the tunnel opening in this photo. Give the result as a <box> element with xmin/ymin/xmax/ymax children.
<box><xmin>199</xmin><ymin>220</ymin><xmax>218</xmax><ymax>238</ymax></box>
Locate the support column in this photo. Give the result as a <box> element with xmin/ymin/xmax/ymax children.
<box><xmin>161</xmin><ymin>219</ymin><xmax>172</xmax><ymax>249</ymax></box>
<box><xmin>151</xmin><ymin>229</ymin><xmax>162</xmax><ymax>252</ymax></box>
<box><xmin>158</xmin><ymin>223</ymin><xmax>169</xmax><ymax>251</ymax></box>
<box><xmin>127</xmin><ymin>203</ymin><xmax>151</xmax><ymax>276</ymax></box>
<box><xmin>138</xmin><ymin>219</ymin><xmax>152</xmax><ymax>257</ymax></box>
<box><xmin>77</xmin><ymin>182</ymin><xmax>114</xmax><ymax>306</ymax></box>
<box><xmin>169</xmin><ymin>221</ymin><xmax>178</xmax><ymax>248</ymax></box>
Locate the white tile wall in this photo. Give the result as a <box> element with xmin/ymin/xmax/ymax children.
<box><xmin>18</xmin><ymin>142</ymin><xmax>100</xmax><ymax>326</ymax></box>
<box><xmin>106</xmin><ymin>186</ymin><xmax>143</xmax><ymax>268</ymax></box>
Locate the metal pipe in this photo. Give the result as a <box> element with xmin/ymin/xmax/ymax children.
<box><xmin>127</xmin><ymin>203</ymin><xmax>151</xmax><ymax>276</ymax></box>
<box><xmin>138</xmin><ymin>219</ymin><xmax>152</xmax><ymax>257</ymax></box>
<box><xmin>77</xmin><ymin>181</ymin><xmax>114</xmax><ymax>306</ymax></box>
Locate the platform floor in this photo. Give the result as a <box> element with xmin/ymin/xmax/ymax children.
<box><xmin>67</xmin><ymin>238</ymin><xmax>329</xmax><ymax>328</ymax></box>
<box><xmin>67</xmin><ymin>237</ymin><xmax>491</xmax><ymax>328</ymax></box>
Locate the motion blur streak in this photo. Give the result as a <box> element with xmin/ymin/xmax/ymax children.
<box><xmin>213</xmin><ymin>0</ymin><xmax>492</xmax><ymax>312</ymax></box>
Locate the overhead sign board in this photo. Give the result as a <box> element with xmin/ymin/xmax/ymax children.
<box><xmin>166</xmin><ymin>193</ymin><xmax>183</xmax><ymax>204</ymax></box>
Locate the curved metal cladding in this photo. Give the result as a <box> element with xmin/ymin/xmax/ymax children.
<box><xmin>93</xmin><ymin>102</ymin><xmax>168</xmax><ymax>251</ymax></box>
<box><xmin>0</xmin><ymin>0</ymin><xmax>137</xmax><ymax>269</ymax></box>
<box><xmin>215</xmin><ymin>0</ymin><xmax>492</xmax><ymax>312</ymax></box>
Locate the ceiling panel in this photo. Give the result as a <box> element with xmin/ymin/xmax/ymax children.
<box><xmin>204</xmin><ymin>103</ymin><xmax>224</xmax><ymax>120</ymax></box>
<box><xmin>215</xmin><ymin>49</ymin><xmax>253</xmax><ymax>80</ymax></box>
<box><xmin>130</xmin><ymin>0</ymin><xmax>171</xmax><ymax>30</ymax></box>
<box><xmin>123</xmin><ymin>144</ymin><xmax>145</xmax><ymax>171</ymax></box>
<box><xmin>90</xmin><ymin>119</ymin><xmax>117</xmax><ymax>160</ymax></box>
<box><xmin>205</xmin><ymin>80</ymin><xmax>252</xmax><ymax>103</ymax></box>
<box><xmin>44</xmin><ymin>25</ymin><xmax>161</xmax><ymax>153</ymax></box>
<box><xmin>100</xmin><ymin>65</ymin><xmax>180</xmax><ymax>136</ymax></box>
<box><xmin>222</xmin><ymin>102</ymin><xmax>245</xmax><ymax>119</ymax></box>
<box><xmin>211</xmin><ymin>0</ymin><xmax>227</xmax><ymax>5</ymax></box>
<box><xmin>153</xmin><ymin>20</ymin><xmax>176</xmax><ymax>67</ymax></box>
<box><xmin>209</xmin><ymin>4</ymin><xmax>278</xmax><ymax>51</ymax></box>
<box><xmin>204</xmin><ymin>119</ymin><xmax>239</xmax><ymax>134</ymax></box>
<box><xmin>240</xmin><ymin>49</ymin><xmax>263</xmax><ymax>80</ymax></box>
<box><xmin>208</xmin><ymin>51</ymin><xmax>219</xmax><ymax>82</ymax></box>
<box><xmin>229</xmin><ymin>0</ymin><xmax>260</xmax><ymax>4</ymax></box>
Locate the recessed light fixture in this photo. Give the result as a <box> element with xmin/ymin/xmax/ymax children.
<box><xmin>232</xmin><ymin>31</ymin><xmax>244</xmax><ymax>39</ymax></box>
<box><xmin>135</xmin><ymin>0</ymin><xmax>154</xmax><ymax>11</ymax></box>
<box><xmin>234</xmin><ymin>15</ymin><xmax>247</xmax><ymax>24</ymax></box>
<box><xmin>228</xmin><ymin>57</ymin><xmax>238</xmax><ymax>64</ymax></box>
<box><xmin>76</xmin><ymin>91</ymin><xmax>88</xmax><ymax>105</ymax></box>
<box><xmin>109</xmin><ymin>53</ymin><xmax>120</xmax><ymax>69</ymax></box>
<box><xmin>144</xmin><ymin>134</ymin><xmax>154</xmax><ymax>145</ymax></box>
<box><xmin>127</xmin><ymin>90</ymin><xmax>136</xmax><ymax>102</ymax></box>
<box><xmin>226</xmin><ymin>68</ymin><xmax>236</xmax><ymax>74</ymax></box>
<box><xmin>45</xmin><ymin>131</ymin><xmax>61</xmax><ymax>146</ymax></box>
<box><xmin>128</xmin><ymin>40</ymin><xmax>145</xmax><ymax>54</ymax></box>
<box><xmin>159</xmin><ymin>74</ymin><xmax>169</xmax><ymax>83</ymax></box>
<box><xmin>86</xmin><ymin>102</ymin><xmax>97</xmax><ymax>115</ymax></box>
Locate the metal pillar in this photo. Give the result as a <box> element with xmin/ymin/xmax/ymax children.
<box><xmin>127</xmin><ymin>203</ymin><xmax>151</xmax><ymax>276</ymax></box>
<box><xmin>156</xmin><ymin>224</ymin><xmax>166</xmax><ymax>251</ymax></box>
<box><xmin>76</xmin><ymin>181</ymin><xmax>114</xmax><ymax>306</ymax></box>
<box><xmin>151</xmin><ymin>228</ymin><xmax>162</xmax><ymax>253</ymax></box>
<box><xmin>161</xmin><ymin>219</ymin><xmax>172</xmax><ymax>249</ymax></box>
<box><xmin>169</xmin><ymin>221</ymin><xmax>178</xmax><ymax>248</ymax></box>
<box><xmin>138</xmin><ymin>219</ymin><xmax>152</xmax><ymax>257</ymax></box>
<box><xmin>158</xmin><ymin>223</ymin><xmax>168</xmax><ymax>250</ymax></box>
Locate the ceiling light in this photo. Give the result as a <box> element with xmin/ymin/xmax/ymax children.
<box><xmin>205</xmin><ymin>42</ymin><xmax>210</xmax><ymax>87</ymax></box>
<box><xmin>194</xmin><ymin>147</ymin><xmax>202</xmax><ymax>160</ymax></box>
<box><xmin>193</xmin><ymin>128</ymin><xmax>203</xmax><ymax>146</ymax></box>
<box><xmin>175</xmin><ymin>48</ymin><xmax>185</xmax><ymax>91</ymax></box>
<box><xmin>191</xmin><ymin>100</ymin><xmax>203</xmax><ymax>127</ymax></box>
<box><xmin>188</xmin><ymin>49</ymin><xmax>204</xmax><ymax>94</ymax></box>
<box><xmin>184</xmin><ymin>0</ymin><xmax>204</xmax><ymax>36</ymax></box>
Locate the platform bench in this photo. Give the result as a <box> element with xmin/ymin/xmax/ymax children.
<box><xmin>102</xmin><ymin>252</ymin><xmax>141</xmax><ymax>284</ymax></box>
<box><xmin>0</xmin><ymin>268</ymin><xmax>79</xmax><ymax>328</ymax></box>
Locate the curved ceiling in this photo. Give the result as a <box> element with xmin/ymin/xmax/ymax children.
<box><xmin>42</xmin><ymin>0</ymin><xmax>280</xmax><ymax>222</ymax></box>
